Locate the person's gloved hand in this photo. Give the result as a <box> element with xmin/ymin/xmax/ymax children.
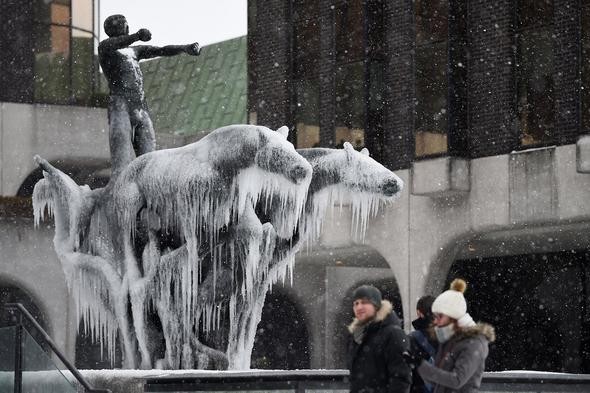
<box><xmin>403</xmin><ymin>347</ymin><xmax>431</xmax><ymax>369</ymax></box>
<box><xmin>402</xmin><ymin>351</ymin><xmax>423</xmax><ymax>369</ymax></box>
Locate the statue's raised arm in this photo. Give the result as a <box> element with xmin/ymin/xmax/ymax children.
<box><xmin>135</xmin><ymin>42</ymin><xmax>201</xmax><ymax>60</ymax></box>
<box><xmin>98</xmin><ymin>26</ymin><xmax>152</xmax><ymax>52</ymax></box>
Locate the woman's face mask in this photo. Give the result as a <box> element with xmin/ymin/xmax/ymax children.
<box><xmin>434</xmin><ymin>323</ymin><xmax>455</xmax><ymax>343</ymax></box>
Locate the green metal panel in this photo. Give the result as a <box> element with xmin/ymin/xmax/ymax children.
<box><xmin>141</xmin><ymin>36</ymin><xmax>247</xmax><ymax>137</ymax></box>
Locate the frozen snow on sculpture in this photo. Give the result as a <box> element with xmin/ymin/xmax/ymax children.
<box><xmin>114</xmin><ymin>124</ymin><xmax>310</xmax><ymax>240</ymax></box>
<box><xmin>112</xmin><ymin>124</ymin><xmax>311</xmax><ymax>368</ymax></box>
<box><xmin>32</xmin><ymin>115</ymin><xmax>403</xmax><ymax>370</ymax></box>
<box><xmin>298</xmin><ymin>142</ymin><xmax>402</xmax><ymax>245</ymax></box>
<box><xmin>225</xmin><ymin>142</ymin><xmax>404</xmax><ymax>369</ymax></box>
<box><xmin>32</xmin><ymin>125</ymin><xmax>313</xmax><ymax>369</ymax></box>
<box><xmin>32</xmin><ymin>156</ymin><xmax>131</xmax><ymax>367</ymax></box>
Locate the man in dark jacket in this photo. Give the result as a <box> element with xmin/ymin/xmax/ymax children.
<box><xmin>348</xmin><ymin>285</ymin><xmax>412</xmax><ymax>393</ymax></box>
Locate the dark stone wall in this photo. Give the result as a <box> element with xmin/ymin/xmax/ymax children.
<box><xmin>249</xmin><ymin>0</ymin><xmax>292</xmax><ymax>132</ymax></box>
<box><xmin>466</xmin><ymin>0</ymin><xmax>518</xmax><ymax>158</ymax></box>
<box><xmin>247</xmin><ymin>0</ymin><xmax>257</xmax><ymax>121</ymax></box>
<box><xmin>318</xmin><ymin>2</ymin><xmax>336</xmax><ymax>146</ymax></box>
<box><xmin>448</xmin><ymin>0</ymin><xmax>469</xmax><ymax>157</ymax></box>
<box><xmin>0</xmin><ymin>0</ymin><xmax>34</xmax><ymax>103</ymax></box>
<box><xmin>554</xmin><ymin>0</ymin><xmax>581</xmax><ymax>146</ymax></box>
<box><xmin>248</xmin><ymin>0</ymin><xmax>586</xmax><ymax>168</ymax></box>
<box><xmin>382</xmin><ymin>0</ymin><xmax>415</xmax><ymax>170</ymax></box>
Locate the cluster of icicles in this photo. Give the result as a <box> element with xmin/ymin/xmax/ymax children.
<box><xmin>32</xmin><ymin>132</ymin><xmax>402</xmax><ymax>370</ymax></box>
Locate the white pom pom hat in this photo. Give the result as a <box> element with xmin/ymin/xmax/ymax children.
<box><xmin>432</xmin><ymin>279</ymin><xmax>468</xmax><ymax>320</ymax></box>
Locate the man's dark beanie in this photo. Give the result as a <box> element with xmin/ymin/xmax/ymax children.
<box><xmin>353</xmin><ymin>285</ymin><xmax>382</xmax><ymax>309</ymax></box>
<box><xmin>417</xmin><ymin>295</ymin><xmax>435</xmax><ymax>319</ymax></box>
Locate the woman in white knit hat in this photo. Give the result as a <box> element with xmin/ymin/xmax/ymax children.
<box><xmin>403</xmin><ymin>279</ymin><xmax>495</xmax><ymax>393</ymax></box>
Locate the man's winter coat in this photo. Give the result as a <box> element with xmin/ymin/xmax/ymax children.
<box><xmin>417</xmin><ymin>323</ymin><xmax>495</xmax><ymax>393</ymax></box>
<box><xmin>348</xmin><ymin>300</ymin><xmax>412</xmax><ymax>393</ymax></box>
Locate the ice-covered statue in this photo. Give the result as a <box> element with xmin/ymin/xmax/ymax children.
<box><xmin>33</xmin><ymin>124</ymin><xmax>313</xmax><ymax>369</ymax></box>
<box><xmin>31</xmin><ymin>15</ymin><xmax>404</xmax><ymax>371</ymax></box>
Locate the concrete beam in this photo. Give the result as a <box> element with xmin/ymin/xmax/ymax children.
<box><xmin>576</xmin><ymin>134</ymin><xmax>590</xmax><ymax>173</ymax></box>
<box><xmin>411</xmin><ymin>157</ymin><xmax>470</xmax><ymax>197</ymax></box>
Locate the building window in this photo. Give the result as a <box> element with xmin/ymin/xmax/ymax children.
<box><xmin>332</xmin><ymin>0</ymin><xmax>384</xmax><ymax>151</ymax></box>
<box><xmin>335</xmin><ymin>61</ymin><xmax>365</xmax><ymax>149</ymax></box>
<box><xmin>335</xmin><ymin>0</ymin><xmax>365</xmax><ymax>64</ymax></box>
<box><xmin>291</xmin><ymin>0</ymin><xmax>383</xmax><ymax>151</ymax></box>
<box><xmin>415</xmin><ymin>0</ymin><xmax>448</xmax><ymax>158</ymax></box>
<box><xmin>366</xmin><ymin>0</ymin><xmax>385</xmax><ymax>159</ymax></box>
<box><xmin>293</xmin><ymin>0</ymin><xmax>320</xmax><ymax>148</ymax></box>
<box><xmin>33</xmin><ymin>0</ymin><xmax>100</xmax><ymax>106</ymax></box>
<box><xmin>334</xmin><ymin>0</ymin><xmax>366</xmax><ymax>149</ymax></box>
<box><xmin>582</xmin><ymin>3</ymin><xmax>590</xmax><ymax>133</ymax></box>
<box><xmin>294</xmin><ymin>79</ymin><xmax>320</xmax><ymax>148</ymax></box>
<box><xmin>516</xmin><ymin>0</ymin><xmax>554</xmax><ymax>147</ymax></box>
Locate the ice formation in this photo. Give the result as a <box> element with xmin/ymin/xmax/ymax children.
<box><xmin>224</xmin><ymin>142</ymin><xmax>404</xmax><ymax>369</ymax></box>
<box><xmin>33</xmin><ymin>125</ymin><xmax>312</xmax><ymax>369</ymax></box>
<box><xmin>32</xmin><ymin>122</ymin><xmax>403</xmax><ymax>370</ymax></box>
<box><xmin>109</xmin><ymin>124</ymin><xmax>311</xmax><ymax>367</ymax></box>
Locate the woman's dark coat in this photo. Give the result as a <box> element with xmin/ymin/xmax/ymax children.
<box><xmin>417</xmin><ymin>323</ymin><xmax>495</xmax><ymax>393</ymax></box>
<box><xmin>348</xmin><ymin>300</ymin><xmax>412</xmax><ymax>393</ymax></box>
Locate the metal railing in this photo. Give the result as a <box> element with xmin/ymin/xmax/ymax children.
<box><xmin>144</xmin><ymin>369</ymin><xmax>590</xmax><ymax>393</ymax></box>
<box><xmin>481</xmin><ymin>371</ymin><xmax>590</xmax><ymax>392</ymax></box>
<box><xmin>144</xmin><ymin>370</ymin><xmax>350</xmax><ymax>392</ymax></box>
<box><xmin>5</xmin><ymin>303</ymin><xmax>111</xmax><ymax>393</ymax></box>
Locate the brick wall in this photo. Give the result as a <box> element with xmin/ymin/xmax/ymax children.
<box><xmin>554</xmin><ymin>0</ymin><xmax>581</xmax><ymax>145</ymax></box>
<box><xmin>248</xmin><ymin>0</ymin><xmax>585</xmax><ymax>166</ymax></box>
<box><xmin>247</xmin><ymin>1</ymin><xmax>257</xmax><ymax>121</ymax></box>
<box><xmin>318</xmin><ymin>2</ymin><xmax>336</xmax><ymax>146</ymax></box>
<box><xmin>0</xmin><ymin>0</ymin><xmax>34</xmax><ymax>103</ymax></box>
<box><xmin>249</xmin><ymin>0</ymin><xmax>292</xmax><ymax>131</ymax></box>
<box><xmin>467</xmin><ymin>0</ymin><xmax>518</xmax><ymax>158</ymax></box>
<box><xmin>382</xmin><ymin>0</ymin><xmax>415</xmax><ymax>170</ymax></box>
<box><xmin>448</xmin><ymin>0</ymin><xmax>469</xmax><ymax>156</ymax></box>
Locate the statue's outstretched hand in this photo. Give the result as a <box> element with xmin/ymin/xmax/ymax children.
<box><xmin>186</xmin><ymin>42</ymin><xmax>201</xmax><ymax>56</ymax></box>
<box><xmin>137</xmin><ymin>28</ymin><xmax>152</xmax><ymax>41</ymax></box>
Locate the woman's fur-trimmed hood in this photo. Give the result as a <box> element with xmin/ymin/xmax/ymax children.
<box><xmin>348</xmin><ymin>300</ymin><xmax>395</xmax><ymax>334</ymax></box>
<box><xmin>455</xmin><ymin>322</ymin><xmax>496</xmax><ymax>343</ymax></box>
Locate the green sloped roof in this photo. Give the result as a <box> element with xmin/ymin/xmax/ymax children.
<box><xmin>141</xmin><ymin>36</ymin><xmax>247</xmax><ymax>136</ymax></box>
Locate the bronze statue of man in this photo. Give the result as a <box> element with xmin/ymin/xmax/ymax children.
<box><xmin>99</xmin><ymin>14</ymin><xmax>200</xmax><ymax>175</ymax></box>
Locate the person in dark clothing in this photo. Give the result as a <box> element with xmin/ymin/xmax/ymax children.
<box><xmin>408</xmin><ymin>296</ymin><xmax>438</xmax><ymax>393</ymax></box>
<box><xmin>348</xmin><ymin>285</ymin><xmax>412</xmax><ymax>393</ymax></box>
<box><xmin>403</xmin><ymin>279</ymin><xmax>495</xmax><ymax>393</ymax></box>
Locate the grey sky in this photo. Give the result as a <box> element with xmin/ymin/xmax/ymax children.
<box><xmin>99</xmin><ymin>0</ymin><xmax>247</xmax><ymax>47</ymax></box>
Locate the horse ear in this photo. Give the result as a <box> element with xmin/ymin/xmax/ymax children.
<box><xmin>276</xmin><ymin>126</ymin><xmax>289</xmax><ymax>139</ymax></box>
<box><xmin>360</xmin><ymin>147</ymin><xmax>370</xmax><ymax>156</ymax></box>
<box><xmin>343</xmin><ymin>142</ymin><xmax>354</xmax><ymax>161</ymax></box>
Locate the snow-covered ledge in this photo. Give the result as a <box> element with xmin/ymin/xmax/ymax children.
<box><xmin>411</xmin><ymin>156</ymin><xmax>470</xmax><ymax>197</ymax></box>
<box><xmin>576</xmin><ymin>134</ymin><xmax>590</xmax><ymax>173</ymax></box>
